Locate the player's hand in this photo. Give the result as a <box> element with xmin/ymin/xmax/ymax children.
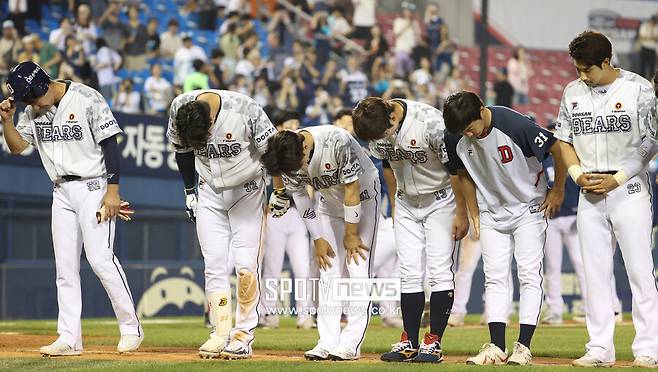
<box><xmin>541</xmin><ymin>188</ymin><xmax>564</xmax><ymax>219</ymax></box>
<box><xmin>97</xmin><ymin>200</ymin><xmax>134</xmax><ymax>223</ymax></box>
<box><xmin>0</xmin><ymin>98</ymin><xmax>16</xmax><ymax>123</ymax></box>
<box><xmin>184</xmin><ymin>187</ymin><xmax>197</xmax><ymax>223</ymax></box>
<box><xmin>452</xmin><ymin>209</ymin><xmax>469</xmax><ymax>241</ymax></box>
<box><xmin>100</xmin><ymin>187</ymin><xmax>121</xmax><ymax>222</ymax></box>
<box><xmin>344</xmin><ymin>232</ymin><xmax>369</xmax><ymax>265</ymax></box>
<box><xmin>469</xmin><ymin>213</ymin><xmax>480</xmax><ymax>240</ymax></box>
<box><xmin>268</xmin><ymin>188</ymin><xmax>290</xmax><ymax>217</ymax></box>
<box><xmin>313</xmin><ymin>238</ymin><xmax>335</xmax><ymax>270</ymax></box>
<box><xmin>584</xmin><ymin>173</ymin><xmax>620</xmax><ymax>195</ymax></box>
<box><xmin>575</xmin><ymin>173</ymin><xmax>602</xmax><ymax>192</ymax></box>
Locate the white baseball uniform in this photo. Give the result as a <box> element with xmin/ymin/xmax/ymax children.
<box><xmin>446</xmin><ymin>105</ymin><xmax>555</xmax><ymax>326</ymax></box>
<box><xmin>167</xmin><ymin>89</ymin><xmax>277</xmax><ymax>346</ymax></box>
<box><xmin>258</xmin><ymin>204</ymin><xmax>314</xmax><ymax>321</ymax></box>
<box><xmin>368</xmin><ymin>99</ymin><xmax>458</xmax><ymax>294</ymax></box>
<box><xmin>371</xmin><ymin>216</ymin><xmax>400</xmax><ymax>320</ymax></box>
<box><xmin>14</xmin><ymin>81</ymin><xmax>142</xmax><ymax>350</ymax></box>
<box><xmin>556</xmin><ymin>69</ymin><xmax>658</xmax><ymax>362</ymax></box>
<box><xmin>283</xmin><ymin>125</ymin><xmax>381</xmax><ymax>354</ymax></box>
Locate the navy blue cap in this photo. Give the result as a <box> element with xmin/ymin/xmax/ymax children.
<box><xmin>6</xmin><ymin>62</ymin><xmax>51</xmax><ymax>103</ymax></box>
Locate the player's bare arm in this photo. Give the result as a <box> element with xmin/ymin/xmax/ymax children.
<box><xmin>101</xmin><ymin>184</ymin><xmax>122</xmax><ymax>221</ymax></box>
<box><xmin>343</xmin><ymin>179</ymin><xmax>369</xmax><ymax>265</ymax></box>
<box><xmin>559</xmin><ymin>141</ymin><xmax>602</xmax><ymax>190</ymax></box>
<box><xmin>450</xmin><ymin>175</ymin><xmax>469</xmax><ymax>240</ymax></box>
<box><xmin>383</xmin><ymin>166</ymin><xmax>396</xmax><ymax>216</ymax></box>
<box><xmin>0</xmin><ymin>99</ymin><xmax>29</xmax><ymax>154</ymax></box>
<box><xmin>542</xmin><ymin>141</ymin><xmax>566</xmax><ymax>219</ymax></box>
<box><xmin>457</xmin><ymin>169</ymin><xmax>479</xmax><ymax>239</ymax></box>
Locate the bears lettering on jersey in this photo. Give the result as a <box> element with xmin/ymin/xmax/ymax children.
<box><xmin>374</xmin><ymin>144</ymin><xmax>428</xmax><ymax>164</ymax></box>
<box><xmin>298</xmin><ymin>171</ymin><xmax>340</xmax><ymax>190</ymax></box>
<box><xmin>195</xmin><ymin>143</ymin><xmax>242</xmax><ymax>158</ymax></box>
<box><xmin>571</xmin><ymin>112</ymin><xmax>632</xmax><ymax>135</ymax></box>
<box><xmin>36</xmin><ymin>124</ymin><xmax>84</xmax><ymax>142</ymax></box>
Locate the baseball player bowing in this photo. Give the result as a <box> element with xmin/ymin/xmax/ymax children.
<box><xmin>351</xmin><ymin>97</ymin><xmax>469</xmax><ymax>364</ymax></box>
<box><xmin>261</xmin><ymin>125</ymin><xmax>381</xmax><ymax>361</ymax></box>
<box><xmin>0</xmin><ymin>62</ymin><xmax>142</xmax><ymax>356</ymax></box>
<box><xmin>556</xmin><ymin>31</ymin><xmax>658</xmax><ymax>368</ymax></box>
<box><xmin>443</xmin><ymin>91</ymin><xmax>566</xmax><ymax>366</ymax></box>
<box><xmin>167</xmin><ymin>89</ymin><xmax>277</xmax><ymax>359</ymax></box>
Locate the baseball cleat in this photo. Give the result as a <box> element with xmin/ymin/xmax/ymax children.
<box><xmin>220</xmin><ymin>337</ymin><xmax>252</xmax><ymax>360</ymax></box>
<box><xmin>258</xmin><ymin>314</ymin><xmax>280</xmax><ymax>329</ymax></box>
<box><xmin>412</xmin><ymin>332</ymin><xmax>443</xmax><ymax>363</ymax></box>
<box><xmin>448</xmin><ymin>312</ymin><xmax>465</xmax><ymax>327</ymax></box>
<box><xmin>466</xmin><ymin>343</ymin><xmax>508</xmax><ymax>365</ymax></box>
<box><xmin>327</xmin><ymin>345</ymin><xmax>359</xmax><ymax>361</ymax></box>
<box><xmin>304</xmin><ymin>345</ymin><xmax>331</xmax><ymax>360</ymax></box>
<box><xmin>507</xmin><ymin>342</ymin><xmax>532</xmax><ymax>366</ymax></box>
<box><xmin>381</xmin><ymin>317</ymin><xmax>404</xmax><ymax>328</ymax></box>
<box><xmin>296</xmin><ymin>316</ymin><xmax>316</xmax><ymax>329</ymax></box>
<box><xmin>541</xmin><ymin>312</ymin><xmax>563</xmax><ymax>325</ymax></box>
<box><xmin>198</xmin><ymin>335</ymin><xmax>229</xmax><ymax>359</ymax></box>
<box><xmin>633</xmin><ymin>356</ymin><xmax>658</xmax><ymax>368</ymax></box>
<box><xmin>40</xmin><ymin>340</ymin><xmax>82</xmax><ymax>357</ymax></box>
<box><xmin>380</xmin><ymin>331</ymin><xmax>418</xmax><ymax>362</ymax></box>
<box><xmin>117</xmin><ymin>334</ymin><xmax>143</xmax><ymax>353</ymax></box>
<box><xmin>572</xmin><ymin>353</ymin><xmax>615</xmax><ymax>367</ymax></box>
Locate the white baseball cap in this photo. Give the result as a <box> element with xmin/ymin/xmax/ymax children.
<box><xmin>3</xmin><ymin>20</ymin><xmax>15</xmax><ymax>29</ymax></box>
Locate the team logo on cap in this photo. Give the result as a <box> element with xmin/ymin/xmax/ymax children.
<box><xmin>6</xmin><ymin>83</ymin><xmax>13</xmax><ymax>95</ymax></box>
<box><xmin>615</xmin><ymin>102</ymin><xmax>622</xmax><ymax>110</ymax></box>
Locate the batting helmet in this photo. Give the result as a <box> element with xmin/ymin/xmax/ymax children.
<box><xmin>6</xmin><ymin>62</ymin><xmax>51</xmax><ymax>103</ymax></box>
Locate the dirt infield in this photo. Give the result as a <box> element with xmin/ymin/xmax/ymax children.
<box><xmin>0</xmin><ymin>333</ymin><xmax>634</xmax><ymax>367</ymax></box>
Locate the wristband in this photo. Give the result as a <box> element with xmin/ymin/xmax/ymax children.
<box><xmin>305</xmin><ymin>219</ymin><xmax>322</xmax><ymax>241</ymax></box>
<box><xmin>568</xmin><ymin>165</ymin><xmax>583</xmax><ymax>183</ymax></box>
<box><xmin>612</xmin><ymin>171</ymin><xmax>628</xmax><ymax>185</ymax></box>
<box><xmin>344</xmin><ymin>203</ymin><xmax>361</xmax><ymax>224</ymax></box>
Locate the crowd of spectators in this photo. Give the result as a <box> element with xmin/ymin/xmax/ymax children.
<box><xmin>0</xmin><ymin>0</ymin><xmax>524</xmax><ymax>122</ymax></box>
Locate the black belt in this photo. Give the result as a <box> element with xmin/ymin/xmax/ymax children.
<box><xmin>62</xmin><ymin>175</ymin><xmax>81</xmax><ymax>182</ymax></box>
<box><xmin>592</xmin><ymin>171</ymin><xmax>617</xmax><ymax>175</ymax></box>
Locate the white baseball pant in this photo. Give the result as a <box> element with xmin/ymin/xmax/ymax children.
<box><xmin>258</xmin><ymin>206</ymin><xmax>313</xmax><ymax>318</ymax></box>
<box><xmin>196</xmin><ymin>176</ymin><xmax>266</xmax><ymax>344</ymax></box>
<box><xmin>315</xmin><ymin>180</ymin><xmax>380</xmax><ymax>354</ymax></box>
<box><xmin>481</xmin><ymin>218</ymin><xmax>547</xmax><ymax>325</ymax></box>
<box><xmin>51</xmin><ymin>177</ymin><xmax>141</xmax><ymax>350</ymax></box>
<box><xmin>577</xmin><ymin>172</ymin><xmax>658</xmax><ymax>362</ymax></box>
<box><xmin>372</xmin><ymin>216</ymin><xmax>400</xmax><ymax>319</ymax></box>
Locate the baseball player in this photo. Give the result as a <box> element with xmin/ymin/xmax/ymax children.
<box><xmin>556</xmin><ymin>31</ymin><xmax>658</xmax><ymax>368</ymax></box>
<box><xmin>261</xmin><ymin>125</ymin><xmax>381</xmax><ymax>361</ymax></box>
<box><xmin>352</xmin><ymin>97</ymin><xmax>469</xmax><ymax>364</ymax></box>
<box><xmin>167</xmin><ymin>89</ymin><xmax>278</xmax><ymax>359</ymax></box>
<box><xmin>258</xmin><ymin>111</ymin><xmax>315</xmax><ymax>330</ymax></box>
<box><xmin>443</xmin><ymin>91</ymin><xmax>567</xmax><ymax>366</ymax></box>
<box><xmin>0</xmin><ymin>62</ymin><xmax>143</xmax><ymax>356</ymax></box>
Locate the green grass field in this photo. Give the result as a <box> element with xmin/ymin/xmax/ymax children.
<box><xmin>0</xmin><ymin>315</ymin><xmax>641</xmax><ymax>371</ymax></box>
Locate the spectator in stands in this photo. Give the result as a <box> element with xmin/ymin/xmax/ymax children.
<box><xmin>237</xmin><ymin>33</ymin><xmax>260</xmax><ymax>61</ymax></box>
<box><xmin>410</xmin><ymin>56</ymin><xmax>433</xmax><ymax>88</ymax></box>
<box><xmin>174</xmin><ymin>35</ymin><xmax>208</xmax><ymax>86</ymax></box>
<box><xmin>370</xmin><ymin>58</ymin><xmax>391</xmax><ymax>96</ymax></box>
<box><xmin>320</xmin><ymin>58</ymin><xmax>340</xmax><ymax>96</ymax></box>
<box><xmin>49</xmin><ymin>17</ymin><xmax>73</xmax><ymax>52</ymax></box>
<box><xmin>229</xmin><ymin>73</ymin><xmax>252</xmax><ymax>96</ymax></box>
<box><xmin>113</xmin><ymin>77</ymin><xmax>142</xmax><ymax>114</ymax></box>
<box><xmin>94</xmin><ymin>38</ymin><xmax>122</xmax><ymax>100</ymax></box>
<box><xmin>311</xmin><ymin>11</ymin><xmax>331</xmax><ymax>66</ymax></box>
<box><xmin>434</xmin><ymin>24</ymin><xmax>457</xmax><ymax>80</ymax></box>
<box><xmin>8</xmin><ymin>0</ymin><xmax>27</xmax><ymax>36</ymax></box>
<box><xmin>333</xmin><ymin>107</ymin><xmax>354</xmax><ymax>135</ymax></box>
<box><xmin>17</xmin><ymin>34</ymin><xmax>38</xmax><ymax>63</ymax></box>
<box><xmin>235</xmin><ymin>48</ymin><xmax>259</xmax><ymax>81</ymax></box>
<box><xmin>57</xmin><ymin>60</ymin><xmax>82</xmax><ymax>82</ymax></box>
<box><xmin>236</xmin><ymin>13</ymin><xmax>257</xmax><ymax>41</ymax></box>
<box><xmin>73</xmin><ymin>4</ymin><xmax>98</xmax><ymax>57</ymax></box>
<box><xmin>351</xmin><ymin>0</ymin><xmax>376</xmax><ymax>43</ymax></box>
<box><xmin>638</xmin><ymin>15</ymin><xmax>658</xmax><ymax>80</ymax></box>
<box><xmin>364</xmin><ymin>25</ymin><xmax>388</xmax><ymax>72</ymax></box>
<box><xmin>440</xmin><ymin>67</ymin><xmax>465</xmax><ymax>100</ymax></box>
<box><xmin>183</xmin><ymin>59</ymin><xmax>210</xmax><ymax>92</ymax></box>
<box><xmin>304</xmin><ymin>88</ymin><xmax>333</xmax><ymax>126</ymax></box>
<box><xmin>425</xmin><ymin>3</ymin><xmax>444</xmax><ymax>54</ymax></box>
<box><xmin>145</xmin><ymin>18</ymin><xmax>160</xmax><ymax>59</ymax></box>
<box><xmin>253</xmin><ymin>74</ymin><xmax>273</xmax><ymax>110</ymax></box>
<box><xmin>219</xmin><ymin>11</ymin><xmax>240</xmax><ymax>35</ymax></box>
<box><xmin>493</xmin><ymin>67</ymin><xmax>514</xmax><ymax>108</ymax></box>
<box><xmin>64</xmin><ymin>35</ymin><xmax>86</xmax><ymax>79</ymax></box>
<box><xmin>98</xmin><ymin>1</ymin><xmax>129</xmax><ymax>52</ymax></box>
<box><xmin>34</xmin><ymin>34</ymin><xmax>62</xmax><ymax>78</ymax></box>
<box><xmin>383</xmin><ymin>78</ymin><xmax>412</xmax><ymax>100</ymax></box>
<box><xmin>267</xmin><ymin>32</ymin><xmax>289</xmax><ymax>78</ymax></box>
<box><xmin>123</xmin><ymin>5</ymin><xmax>149</xmax><ymax>72</ymax></box>
<box><xmin>338</xmin><ymin>52</ymin><xmax>369</xmax><ymax>107</ymax></box>
<box><xmin>275</xmin><ymin>72</ymin><xmax>299</xmax><ymax>111</ymax></box>
<box><xmin>220</xmin><ymin>23</ymin><xmax>241</xmax><ymax>65</ymax></box>
<box><xmin>160</xmin><ymin>19</ymin><xmax>183</xmax><ymax>59</ymax></box>
<box><xmin>268</xmin><ymin>6</ymin><xmax>294</xmax><ymax>50</ymax></box>
<box><xmin>507</xmin><ymin>46</ymin><xmax>532</xmax><ymax>105</ymax></box>
<box><xmin>393</xmin><ymin>1</ymin><xmax>421</xmax><ymax>77</ymax></box>
<box><xmin>328</xmin><ymin>6</ymin><xmax>352</xmax><ymax>37</ymax></box>
<box><xmin>198</xmin><ymin>0</ymin><xmax>218</xmax><ymax>30</ymax></box>
<box><xmin>0</xmin><ymin>21</ymin><xmax>22</xmax><ymax>84</ymax></box>
<box><xmin>144</xmin><ymin>63</ymin><xmax>173</xmax><ymax>114</ymax></box>
<box><xmin>208</xmin><ymin>48</ymin><xmax>228</xmax><ymax>89</ymax></box>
